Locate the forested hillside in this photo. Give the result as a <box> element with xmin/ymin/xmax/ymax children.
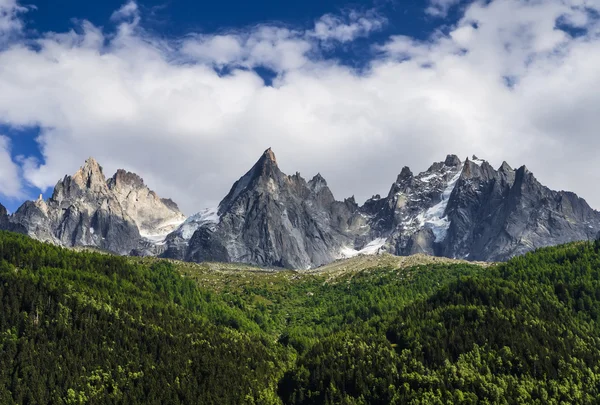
<box><xmin>1</xmin><ymin>230</ymin><xmax>600</xmax><ymax>404</ymax></box>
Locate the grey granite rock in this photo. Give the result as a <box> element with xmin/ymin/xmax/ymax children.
<box><xmin>3</xmin><ymin>151</ymin><xmax>599</xmax><ymax>268</ymax></box>
<box><xmin>4</xmin><ymin>158</ymin><xmax>186</xmax><ymax>255</ymax></box>
<box><xmin>167</xmin><ymin>148</ymin><xmax>358</xmax><ymax>269</ymax></box>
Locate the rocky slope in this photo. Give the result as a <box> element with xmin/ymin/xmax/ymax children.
<box><xmin>160</xmin><ymin>149</ymin><xmax>600</xmax><ymax>268</ymax></box>
<box><xmin>163</xmin><ymin>148</ymin><xmax>362</xmax><ymax>269</ymax></box>
<box><xmin>358</xmin><ymin>155</ymin><xmax>600</xmax><ymax>261</ymax></box>
<box><xmin>442</xmin><ymin>159</ymin><xmax>600</xmax><ymax>261</ymax></box>
<box><xmin>4</xmin><ymin>158</ymin><xmax>185</xmax><ymax>254</ymax></box>
<box><xmin>108</xmin><ymin>169</ymin><xmax>186</xmax><ymax>240</ymax></box>
<box><xmin>2</xmin><ymin>151</ymin><xmax>599</xmax><ymax>268</ymax></box>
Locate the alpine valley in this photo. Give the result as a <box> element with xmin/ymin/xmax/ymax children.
<box><xmin>1</xmin><ymin>149</ymin><xmax>599</xmax><ymax>269</ymax></box>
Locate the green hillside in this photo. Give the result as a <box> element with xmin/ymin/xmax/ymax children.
<box><xmin>1</xmin><ymin>231</ymin><xmax>599</xmax><ymax>404</ymax></box>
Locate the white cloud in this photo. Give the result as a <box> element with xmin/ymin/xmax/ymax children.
<box><xmin>110</xmin><ymin>1</ymin><xmax>138</xmax><ymax>22</ymax></box>
<box><xmin>311</xmin><ymin>10</ymin><xmax>386</xmax><ymax>42</ymax></box>
<box><xmin>1</xmin><ymin>0</ymin><xmax>600</xmax><ymax>214</ymax></box>
<box><xmin>181</xmin><ymin>27</ymin><xmax>312</xmax><ymax>71</ymax></box>
<box><xmin>425</xmin><ymin>0</ymin><xmax>462</xmax><ymax>17</ymax></box>
<box><xmin>0</xmin><ymin>0</ymin><xmax>28</xmax><ymax>38</ymax></box>
<box><xmin>0</xmin><ymin>135</ymin><xmax>23</xmax><ymax>199</ymax></box>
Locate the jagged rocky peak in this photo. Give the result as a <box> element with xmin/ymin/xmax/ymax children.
<box><xmin>72</xmin><ymin>157</ymin><xmax>108</xmax><ymax>193</ymax></box>
<box><xmin>396</xmin><ymin>166</ymin><xmax>413</xmax><ymax>184</ymax></box>
<box><xmin>108</xmin><ymin>169</ymin><xmax>145</xmax><ymax>190</ymax></box>
<box><xmin>108</xmin><ymin>168</ymin><xmax>186</xmax><ymax>238</ymax></box>
<box><xmin>5</xmin><ymin>156</ymin><xmax>187</xmax><ymax>255</ymax></box>
<box><xmin>444</xmin><ymin>154</ymin><xmax>462</xmax><ymax>167</ymax></box>
<box><xmin>264</xmin><ymin>147</ymin><xmax>277</xmax><ymax>164</ymax></box>
<box><xmin>426</xmin><ymin>154</ymin><xmax>462</xmax><ymax>173</ymax></box>
<box><xmin>0</xmin><ymin>203</ymin><xmax>8</xmax><ymax>227</ymax></box>
<box><xmin>108</xmin><ymin>168</ymin><xmax>181</xmax><ymax>211</ymax></box>
<box><xmin>218</xmin><ymin>148</ymin><xmax>284</xmax><ymax>215</ymax></box>
<box><xmin>51</xmin><ymin>157</ymin><xmax>111</xmax><ymax>203</ymax></box>
<box><xmin>308</xmin><ymin>173</ymin><xmax>327</xmax><ymax>190</ymax></box>
<box><xmin>255</xmin><ymin>147</ymin><xmax>280</xmax><ymax>177</ymax></box>
<box><xmin>176</xmin><ymin>147</ymin><xmax>358</xmax><ymax>269</ymax></box>
<box><xmin>344</xmin><ymin>195</ymin><xmax>359</xmax><ymax>209</ymax></box>
<box><xmin>308</xmin><ymin>173</ymin><xmax>336</xmax><ymax>206</ymax></box>
<box><xmin>459</xmin><ymin>156</ymin><xmax>497</xmax><ymax>180</ymax></box>
<box><xmin>499</xmin><ymin>161</ymin><xmax>513</xmax><ymax>172</ymax></box>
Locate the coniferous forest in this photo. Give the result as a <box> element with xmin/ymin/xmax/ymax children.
<box><xmin>1</xmin><ymin>230</ymin><xmax>600</xmax><ymax>404</ymax></box>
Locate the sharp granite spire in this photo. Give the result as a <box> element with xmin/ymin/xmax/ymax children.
<box><xmin>2</xmin><ymin>151</ymin><xmax>599</xmax><ymax>268</ymax></box>
<box><xmin>4</xmin><ymin>157</ymin><xmax>186</xmax><ymax>254</ymax></box>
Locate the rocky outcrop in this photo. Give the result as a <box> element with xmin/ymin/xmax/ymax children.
<box><xmin>166</xmin><ymin>151</ymin><xmax>600</xmax><ymax>268</ymax></box>
<box><xmin>5</xmin><ymin>158</ymin><xmax>186</xmax><ymax>254</ymax></box>
<box><xmin>108</xmin><ymin>169</ymin><xmax>185</xmax><ymax>238</ymax></box>
<box><xmin>2</xmin><ymin>151</ymin><xmax>599</xmax><ymax>268</ymax></box>
<box><xmin>359</xmin><ymin>155</ymin><xmax>600</xmax><ymax>262</ymax></box>
<box><xmin>442</xmin><ymin>160</ymin><xmax>600</xmax><ymax>261</ymax></box>
<box><xmin>0</xmin><ymin>203</ymin><xmax>10</xmax><ymax>230</ymax></box>
<box><xmin>164</xmin><ymin>148</ymin><xmax>360</xmax><ymax>269</ymax></box>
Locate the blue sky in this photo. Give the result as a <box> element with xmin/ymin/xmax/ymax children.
<box><xmin>30</xmin><ymin>0</ymin><xmax>439</xmax><ymax>38</ymax></box>
<box><xmin>2</xmin><ymin>0</ymin><xmax>455</xmax><ymax>212</ymax></box>
<box><xmin>1</xmin><ymin>0</ymin><xmax>600</xmax><ymax>214</ymax></box>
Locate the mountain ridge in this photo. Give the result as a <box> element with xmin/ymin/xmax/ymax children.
<box><xmin>2</xmin><ymin>149</ymin><xmax>599</xmax><ymax>268</ymax></box>
<box><xmin>2</xmin><ymin>157</ymin><xmax>185</xmax><ymax>255</ymax></box>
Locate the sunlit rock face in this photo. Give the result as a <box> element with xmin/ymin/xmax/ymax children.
<box><xmin>174</xmin><ymin>150</ymin><xmax>600</xmax><ymax>268</ymax></box>
<box><xmin>3</xmin><ymin>151</ymin><xmax>599</xmax><ymax>268</ymax></box>
<box><xmin>6</xmin><ymin>158</ymin><xmax>186</xmax><ymax>255</ymax></box>
<box><xmin>169</xmin><ymin>148</ymin><xmax>360</xmax><ymax>269</ymax></box>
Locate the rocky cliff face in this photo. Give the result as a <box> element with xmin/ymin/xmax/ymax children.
<box><xmin>0</xmin><ymin>203</ymin><xmax>10</xmax><ymax>230</ymax></box>
<box><xmin>2</xmin><ymin>151</ymin><xmax>599</xmax><ymax>268</ymax></box>
<box><xmin>163</xmin><ymin>150</ymin><xmax>600</xmax><ymax>268</ymax></box>
<box><xmin>165</xmin><ymin>148</ymin><xmax>360</xmax><ymax>269</ymax></box>
<box><xmin>5</xmin><ymin>158</ymin><xmax>185</xmax><ymax>254</ymax></box>
<box><xmin>107</xmin><ymin>169</ymin><xmax>186</xmax><ymax>239</ymax></box>
<box><xmin>358</xmin><ymin>155</ymin><xmax>600</xmax><ymax>262</ymax></box>
<box><xmin>442</xmin><ymin>159</ymin><xmax>600</xmax><ymax>261</ymax></box>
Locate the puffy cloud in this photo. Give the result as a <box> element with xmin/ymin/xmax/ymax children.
<box><xmin>0</xmin><ymin>0</ymin><xmax>28</xmax><ymax>38</ymax></box>
<box><xmin>181</xmin><ymin>27</ymin><xmax>312</xmax><ymax>71</ymax></box>
<box><xmin>311</xmin><ymin>10</ymin><xmax>386</xmax><ymax>42</ymax></box>
<box><xmin>110</xmin><ymin>1</ymin><xmax>138</xmax><ymax>22</ymax></box>
<box><xmin>1</xmin><ymin>0</ymin><xmax>600</xmax><ymax>214</ymax></box>
<box><xmin>425</xmin><ymin>0</ymin><xmax>462</xmax><ymax>17</ymax></box>
<box><xmin>0</xmin><ymin>135</ymin><xmax>23</xmax><ymax>199</ymax></box>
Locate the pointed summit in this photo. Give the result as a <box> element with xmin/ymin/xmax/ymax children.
<box><xmin>263</xmin><ymin>147</ymin><xmax>277</xmax><ymax>165</ymax></box>
<box><xmin>245</xmin><ymin>148</ymin><xmax>280</xmax><ymax>180</ymax></box>
<box><xmin>80</xmin><ymin>157</ymin><xmax>104</xmax><ymax>177</ymax></box>
<box><xmin>396</xmin><ymin>166</ymin><xmax>413</xmax><ymax>183</ymax></box>
<box><xmin>217</xmin><ymin>148</ymin><xmax>284</xmax><ymax>215</ymax></box>
<box><xmin>499</xmin><ymin>161</ymin><xmax>513</xmax><ymax>172</ymax></box>
<box><xmin>72</xmin><ymin>157</ymin><xmax>107</xmax><ymax>192</ymax></box>
<box><xmin>444</xmin><ymin>154</ymin><xmax>461</xmax><ymax>167</ymax></box>
<box><xmin>249</xmin><ymin>147</ymin><xmax>281</xmax><ymax>179</ymax></box>
<box><xmin>309</xmin><ymin>173</ymin><xmax>328</xmax><ymax>188</ymax></box>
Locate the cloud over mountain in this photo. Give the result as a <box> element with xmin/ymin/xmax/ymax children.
<box><xmin>0</xmin><ymin>0</ymin><xmax>599</xmax><ymax>214</ymax></box>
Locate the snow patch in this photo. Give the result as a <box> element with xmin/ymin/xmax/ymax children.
<box><xmin>470</xmin><ymin>158</ymin><xmax>486</xmax><ymax>166</ymax></box>
<box><xmin>176</xmin><ymin>208</ymin><xmax>220</xmax><ymax>240</ymax></box>
<box><xmin>140</xmin><ymin>217</ymin><xmax>187</xmax><ymax>244</ymax></box>
<box><xmin>419</xmin><ymin>173</ymin><xmax>439</xmax><ymax>183</ymax></box>
<box><xmin>89</xmin><ymin>227</ymin><xmax>94</xmax><ymax>235</ymax></box>
<box><xmin>340</xmin><ymin>238</ymin><xmax>386</xmax><ymax>259</ymax></box>
<box><xmin>416</xmin><ymin>167</ymin><xmax>462</xmax><ymax>242</ymax></box>
<box><xmin>141</xmin><ymin>233</ymin><xmax>170</xmax><ymax>244</ymax></box>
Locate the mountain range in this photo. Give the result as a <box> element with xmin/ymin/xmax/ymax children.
<box><xmin>1</xmin><ymin>149</ymin><xmax>598</xmax><ymax>269</ymax></box>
